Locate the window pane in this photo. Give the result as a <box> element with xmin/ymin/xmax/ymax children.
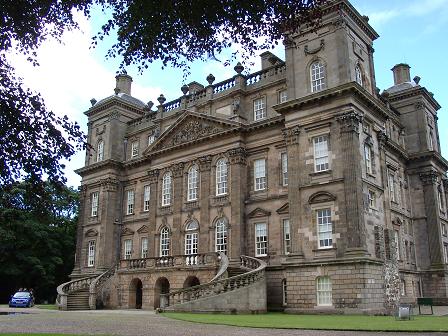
<box><xmin>141</xmin><ymin>238</ymin><xmax>148</xmax><ymax>258</ymax></box>
<box><xmin>216</xmin><ymin>159</ymin><xmax>228</xmax><ymax>195</ymax></box>
<box><xmin>314</xmin><ymin>136</ymin><xmax>329</xmax><ymax>172</ymax></box>
<box><xmin>254</xmin><ymin>159</ymin><xmax>266</xmax><ymax>191</ymax></box>
<box><xmin>127</xmin><ymin>190</ymin><xmax>134</xmax><ymax>215</ymax></box>
<box><xmin>283</xmin><ymin>219</ymin><xmax>291</xmax><ymax>254</ymax></box>
<box><xmin>311</xmin><ymin>62</ymin><xmax>326</xmax><ymax>92</ymax></box>
<box><xmin>87</xmin><ymin>240</ymin><xmax>96</xmax><ymax>267</ymax></box>
<box><xmin>316</xmin><ymin>276</ymin><xmax>332</xmax><ymax>306</ymax></box>
<box><xmin>160</xmin><ymin>227</ymin><xmax>170</xmax><ymax>256</ymax></box>
<box><xmin>162</xmin><ymin>172</ymin><xmax>172</xmax><ymax>206</ymax></box>
<box><xmin>255</xmin><ymin>223</ymin><xmax>268</xmax><ymax>256</ymax></box>
<box><xmin>91</xmin><ymin>192</ymin><xmax>99</xmax><ymax>217</ymax></box>
<box><xmin>215</xmin><ymin>218</ymin><xmax>228</xmax><ymax>254</ymax></box>
<box><xmin>124</xmin><ymin>239</ymin><xmax>132</xmax><ymax>259</ymax></box>
<box><xmin>187</xmin><ymin>165</ymin><xmax>199</xmax><ymax>201</ymax></box>
<box><xmin>253</xmin><ymin>98</ymin><xmax>266</xmax><ymax>121</ymax></box>
<box><xmin>317</xmin><ymin>208</ymin><xmax>332</xmax><ymax>248</ymax></box>
<box><xmin>281</xmin><ymin>153</ymin><xmax>288</xmax><ymax>186</ymax></box>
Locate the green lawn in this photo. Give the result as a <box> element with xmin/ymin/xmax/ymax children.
<box><xmin>163</xmin><ymin>312</ymin><xmax>448</xmax><ymax>332</ymax></box>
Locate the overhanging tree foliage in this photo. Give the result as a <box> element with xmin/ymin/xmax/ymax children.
<box><xmin>0</xmin><ymin>181</ymin><xmax>78</xmax><ymax>303</ymax></box>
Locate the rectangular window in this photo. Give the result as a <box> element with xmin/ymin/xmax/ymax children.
<box><xmin>148</xmin><ymin>134</ymin><xmax>155</xmax><ymax>146</ymax></box>
<box><xmin>127</xmin><ymin>190</ymin><xmax>135</xmax><ymax>215</ymax></box>
<box><xmin>283</xmin><ymin>219</ymin><xmax>291</xmax><ymax>255</ymax></box>
<box><xmin>281</xmin><ymin>153</ymin><xmax>288</xmax><ymax>186</ymax></box>
<box><xmin>368</xmin><ymin>190</ymin><xmax>376</xmax><ymax>209</ymax></box>
<box><xmin>279</xmin><ymin>90</ymin><xmax>288</xmax><ymax>103</ymax></box>
<box><xmin>444</xmin><ymin>244</ymin><xmax>448</xmax><ymax>263</ymax></box>
<box><xmin>313</xmin><ymin>136</ymin><xmax>329</xmax><ymax>172</ymax></box>
<box><xmin>141</xmin><ymin>237</ymin><xmax>148</xmax><ymax>258</ymax></box>
<box><xmin>87</xmin><ymin>240</ymin><xmax>95</xmax><ymax>267</ymax></box>
<box><xmin>389</xmin><ymin>174</ymin><xmax>396</xmax><ymax>202</ymax></box>
<box><xmin>394</xmin><ymin>230</ymin><xmax>400</xmax><ymax>260</ymax></box>
<box><xmin>131</xmin><ymin>141</ymin><xmax>139</xmax><ymax>158</ymax></box>
<box><xmin>400</xmin><ymin>280</ymin><xmax>406</xmax><ymax>296</ymax></box>
<box><xmin>124</xmin><ymin>239</ymin><xmax>132</xmax><ymax>259</ymax></box>
<box><xmin>364</xmin><ymin>145</ymin><xmax>372</xmax><ymax>174</ymax></box>
<box><xmin>91</xmin><ymin>192</ymin><xmax>99</xmax><ymax>217</ymax></box>
<box><xmin>317</xmin><ymin>208</ymin><xmax>332</xmax><ymax>248</ymax></box>
<box><xmin>254</xmin><ymin>159</ymin><xmax>267</xmax><ymax>191</ymax></box>
<box><xmin>143</xmin><ymin>185</ymin><xmax>151</xmax><ymax>212</ymax></box>
<box><xmin>255</xmin><ymin>223</ymin><xmax>268</xmax><ymax>256</ymax></box>
<box><xmin>316</xmin><ymin>277</ymin><xmax>332</xmax><ymax>306</ymax></box>
<box><xmin>185</xmin><ymin>232</ymin><xmax>198</xmax><ymax>255</ymax></box>
<box><xmin>253</xmin><ymin>98</ymin><xmax>266</xmax><ymax>121</ymax></box>
<box><xmin>442</xmin><ymin>223</ymin><xmax>447</xmax><ymax>237</ymax></box>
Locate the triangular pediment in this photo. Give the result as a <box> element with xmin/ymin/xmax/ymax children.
<box><xmin>121</xmin><ymin>227</ymin><xmax>135</xmax><ymax>236</ymax></box>
<box><xmin>85</xmin><ymin>228</ymin><xmax>99</xmax><ymax>237</ymax></box>
<box><xmin>247</xmin><ymin>207</ymin><xmax>271</xmax><ymax>218</ymax></box>
<box><xmin>276</xmin><ymin>203</ymin><xmax>289</xmax><ymax>214</ymax></box>
<box><xmin>143</xmin><ymin>111</ymin><xmax>241</xmax><ymax>156</ymax></box>
<box><xmin>137</xmin><ymin>225</ymin><xmax>149</xmax><ymax>234</ymax></box>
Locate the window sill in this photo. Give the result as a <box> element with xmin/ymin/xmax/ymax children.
<box><xmin>310</xmin><ymin>170</ymin><xmax>332</xmax><ymax>177</ymax></box>
<box><xmin>313</xmin><ymin>247</ymin><xmax>336</xmax><ymax>252</ymax></box>
<box><xmin>366</xmin><ymin>172</ymin><xmax>377</xmax><ymax>178</ymax></box>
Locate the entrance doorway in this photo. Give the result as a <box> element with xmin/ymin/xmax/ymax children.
<box><xmin>183</xmin><ymin>276</ymin><xmax>200</xmax><ymax>288</ymax></box>
<box><xmin>129</xmin><ymin>278</ymin><xmax>143</xmax><ymax>309</ymax></box>
<box><xmin>154</xmin><ymin>277</ymin><xmax>170</xmax><ymax>309</ymax></box>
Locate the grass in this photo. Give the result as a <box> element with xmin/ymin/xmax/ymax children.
<box><xmin>35</xmin><ymin>304</ymin><xmax>58</xmax><ymax>310</ymax></box>
<box><xmin>162</xmin><ymin>312</ymin><xmax>448</xmax><ymax>332</ymax></box>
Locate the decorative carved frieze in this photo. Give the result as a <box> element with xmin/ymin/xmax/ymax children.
<box><xmin>304</xmin><ymin>39</ymin><xmax>325</xmax><ymax>55</ymax></box>
<box><xmin>419</xmin><ymin>171</ymin><xmax>438</xmax><ymax>186</ymax></box>
<box><xmin>171</xmin><ymin>162</ymin><xmax>185</xmax><ymax>178</ymax></box>
<box><xmin>227</xmin><ymin>147</ymin><xmax>247</xmax><ymax>165</ymax></box>
<box><xmin>147</xmin><ymin>169</ymin><xmax>160</xmax><ymax>183</ymax></box>
<box><xmin>198</xmin><ymin>155</ymin><xmax>213</xmax><ymax>171</ymax></box>
<box><xmin>162</xmin><ymin>120</ymin><xmax>225</xmax><ymax>149</ymax></box>
<box><xmin>100</xmin><ymin>177</ymin><xmax>119</xmax><ymax>192</ymax></box>
<box><xmin>414</xmin><ymin>101</ymin><xmax>425</xmax><ymax>110</ymax></box>
<box><xmin>107</xmin><ymin>111</ymin><xmax>120</xmax><ymax>121</ymax></box>
<box><xmin>337</xmin><ymin>111</ymin><xmax>363</xmax><ymax>134</ymax></box>
<box><xmin>282</xmin><ymin>126</ymin><xmax>300</xmax><ymax>145</ymax></box>
<box><xmin>211</xmin><ymin>195</ymin><xmax>230</xmax><ymax>207</ymax></box>
<box><xmin>377</xmin><ymin>130</ymin><xmax>388</xmax><ymax>149</ymax></box>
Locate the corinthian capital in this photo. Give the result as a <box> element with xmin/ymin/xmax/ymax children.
<box><xmin>419</xmin><ymin>171</ymin><xmax>438</xmax><ymax>186</ymax></box>
<box><xmin>227</xmin><ymin>147</ymin><xmax>247</xmax><ymax>165</ymax></box>
<box><xmin>282</xmin><ymin>126</ymin><xmax>300</xmax><ymax>145</ymax></box>
<box><xmin>337</xmin><ymin>111</ymin><xmax>363</xmax><ymax>134</ymax></box>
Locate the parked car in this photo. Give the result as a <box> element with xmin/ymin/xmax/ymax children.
<box><xmin>9</xmin><ymin>291</ymin><xmax>34</xmax><ymax>308</ymax></box>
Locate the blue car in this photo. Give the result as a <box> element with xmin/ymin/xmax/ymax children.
<box><xmin>9</xmin><ymin>291</ymin><xmax>34</xmax><ymax>308</ymax></box>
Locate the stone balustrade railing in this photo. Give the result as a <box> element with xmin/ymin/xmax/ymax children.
<box><xmin>164</xmin><ymin>98</ymin><xmax>181</xmax><ymax>112</ymax></box>
<box><xmin>56</xmin><ymin>275</ymin><xmax>97</xmax><ymax>310</ymax></box>
<box><xmin>89</xmin><ymin>263</ymin><xmax>118</xmax><ymax>309</ymax></box>
<box><xmin>120</xmin><ymin>252</ymin><xmax>221</xmax><ymax>270</ymax></box>
<box><xmin>213</xmin><ymin>78</ymin><xmax>236</xmax><ymax>94</ymax></box>
<box><xmin>161</xmin><ymin>255</ymin><xmax>266</xmax><ymax>308</ymax></box>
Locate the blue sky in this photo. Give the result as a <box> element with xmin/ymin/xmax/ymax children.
<box><xmin>9</xmin><ymin>0</ymin><xmax>448</xmax><ymax>187</ymax></box>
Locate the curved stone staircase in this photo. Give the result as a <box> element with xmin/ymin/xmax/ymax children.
<box><xmin>161</xmin><ymin>255</ymin><xmax>267</xmax><ymax>313</ymax></box>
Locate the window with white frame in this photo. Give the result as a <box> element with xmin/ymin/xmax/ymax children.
<box><xmin>187</xmin><ymin>165</ymin><xmax>199</xmax><ymax>201</ymax></box>
<box><xmin>364</xmin><ymin>144</ymin><xmax>373</xmax><ymax>174</ymax></box>
<box><xmin>394</xmin><ymin>229</ymin><xmax>400</xmax><ymax>260</ymax></box>
<box><xmin>444</xmin><ymin>244</ymin><xmax>448</xmax><ymax>263</ymax></box>
<box><xmin>254</xmin><ymin>159</ymin><xmax>267</xmax><ymax>191</ymax></box>
<box><xmin>143</xmin><ymin>185</ymin><xmax>150</xmax><ymax>212</ymax></box>
<box><xmin>184</xmin><ymin>220</ymin><xmax>199</xmax><ymax>255</ymax></box>
<box><xmin>310</xmin><ymin>61</ymin><xmax>326</xmax><ymax>92</ymax></box>
<box><xmin>313</xmin><ymin>135</ymin><xmax>329</xmax><ymax>172</ymax></box>
<box><xmin>368</xmin><ymin>190</ymin><xmax>376</xmax><ymax>210</ymax></box>
<box><xmin>160</xmin><ymin>227</ymin><xmax>170</xmax><ymax>257</ymax></box>
<box><xmin>148</xmin><ymin>134</ymin><xmax>155</xmax><ymax>146</ymax></box>
<box><xmin>317</xmin><ymin>208</ymin><xmax>332</xmax><ymax>248</ymax></box>
<box><xmin>216</xmin><ymin>159</ymin><xmax>228</xmax><ymax>195</ymax></box>
<box><xmin>283</xmin><ymin>219</ymin><xmax>291</xmax><ymax>255</ymax></box>
<box><xmin>91</xmin><ymin>192</ymin><xmax>99</xmax><ymax>217</ymax></box>
<box><xmin>131</xmin><ymin>141</ymin><xmax>139</xmax><ymax>158</ymax></box>
<box><xmin>253</xmin><ymin>98</ymin><xmax>266</xmax><ymax>121</ymax></box>
<box><xmin>279</xmin><ymin>90</ymin><xmax>288</xmax><ymax>103</ymax></box>
<box><xmin>355</xmin><ymin>65</ymin><xmax>363</xmax><ymax>86</ymax></box>
<box><xmin>215</xmin><ymin>218</ymin><xmax>228</xmax><ymax>254</ymax></box>
<box><xmin>141</xmin><ymin>237</ymin><xmax>148</xmax><ymax>258</ymax></box>
<box><xmin>282</xmin><ymin>279</ymin><xmax>288</xmax><ymax>306</ymax></box>
<box><xmin>389</xmin><ymin>173</ymin><xmax>396</xmax><ymax>202</ymax></box>
<box><xmin>97</xmin><ymin>140</ymin><xmax>104</xmax><ymax>162</ymax></box>
<box><xmin>126</xmin><ymin>190</ymin><xmax>135</xmax><ymax>215</ymax></box>
<box><xmin>87</xmin><ymin>240</ymin><xmax>96</xmax><ymax>267</ymax></box>
<box><xmin>255</xmin><ymin>222</ymin><xmax>268</xmax><ymax>256</ymax></box>
<box><xmin>281</xmin><ymin>153</ymin><xmax>288</xmax><ymax>186</ymax></box>
<box><xmin>316</xmin><ymin>276</ymin><xmax>332</xmax><ymax>306</ymax></box>
<box><xmin>124</xmin><ymin>239</ymin><xmax>132</xmax><ymax>259</ymax></box>
<box><xmin>162</xmin><ymin>172</ymin><xmax>172</xmax><ymax>206</ymax></box>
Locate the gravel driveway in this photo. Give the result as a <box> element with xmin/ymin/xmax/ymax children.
<box><xmin>0</xmin><ymin>307</ymin><xmax>446</xmax><ymax>336</ymax></box>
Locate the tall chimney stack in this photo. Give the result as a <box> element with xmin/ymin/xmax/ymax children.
<box><xmin>115</xmin><ymin>74</ymin><xmax>133</xmax><ymax>95</ymax></box>
<box><xmin>391</xmin><ymin>63</ymin><xmax>411</xmax><ymax>85</ymax></box>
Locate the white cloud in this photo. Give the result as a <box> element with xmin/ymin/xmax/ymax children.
<box><xmin>7</xmin><ymin>10</ymin><xmax>161</xmax><ymax>187</ymax></box>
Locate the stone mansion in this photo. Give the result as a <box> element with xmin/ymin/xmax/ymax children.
<box><xmin>57</xmin><ymin>0</ymin><xmax>448</xmax><ymax>314</ymax></box>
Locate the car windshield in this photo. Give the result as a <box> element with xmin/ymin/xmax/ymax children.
<box><xmin>13</xmin><ymin>292</ymin><xmax>30</xmax><ymax>298</ymax></box>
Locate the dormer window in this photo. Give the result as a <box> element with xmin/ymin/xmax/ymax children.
<box><xmin>311</xmin><ymin>61</ymin><xmax>326</xmax><ymax>92</ymax></box>
<box><xmin>131</xmin><ymin>141</ymin><xmax>139</xmax><ymax>158</ymax></box>
<box><xmin>355</xmin><ymin>65</ymin><xmax>363</xmax><ymax>86</ymax></box>
<box><xmin>96</xmin><ymin>140</ymin><xmax>104</xmax><ymax>162</ymax></box>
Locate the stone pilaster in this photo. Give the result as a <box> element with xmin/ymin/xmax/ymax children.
<box><xmin>198</xmin><ymin>155</ymin><xmax>212</xmax><ymax>253</ymax></box>
<box><xmin>419</xmin><ymin>170</ymin><xmax>444</xmax><ymax>267</ymax></box>
<box><xmin>171</xmin><ymin>163</ymin><xmax>184</xmax><ymax>255</ymax></box>
<box><xmin>72</xmin><ymin>185</ymin><xmax>87</xmax><ymax>276</ymax></box>
<box><xmin>282</xmin><ymin>126</ymin><xmax>304</xmax><ymax>259</ymax></box>
<box><xmin>377</xmin><ymin>131</ymin><xmax>393</xmax><ymax>229</ymax></box>
<box><xmin>227</xmin><ymin>147</ymin><xmax>247</xmax><ymax>259</ymax></box>
<box><xmin>337</xmin><ymin>111</ymin><xmax>368</xmax><ymax>256</ymax></box>
<box><xmin>147</xmin><ymin>169</ymin><xmax>159</xmax><ymax>257</ymax></box>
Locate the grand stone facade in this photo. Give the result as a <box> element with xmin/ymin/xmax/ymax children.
<box><xmin>65</xmin><ymin>0</ymin><xmax>448</xmax><ymax>314</ymax></box>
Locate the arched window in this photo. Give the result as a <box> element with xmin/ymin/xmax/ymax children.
<box><xmin>215</xmin><ymin>218</ymin><xmax>228</xmax><ymax>254</ymax></box>
<box><xmin>355</xmin><ymin>65</ymin><xmax>363</xmax><ymax>86</ymax></box>
<box><xmin>310</xmin><ymin>61</ymin><xmax>326</xmax><ymax>92</ymax></box>
<box><xmin>162</xmin><ymin>172</ymin><xmax>172</xmax><ymax>206</ymax></box>
<box><xmin>187</xmin><ymin>165</ymin><xmax>199</xmax><ymax>201</ymax></box>
<box><xmin>216</xmin><ymin>159</ymin><xmax>228</xmax><ymax>195</ymax></box>
<box><xmin>160</xmin><ymin>227</ymin><xmax>170</xmax><ymax>257</ymax></box>
<box><xmin>97</xmin><ymin>140</ymin><xmax>104</xmax><ymax>162</ymax></box>
<box><xmin>316</xmin><ymin>276</ymin><xmax>332</xmax><ymax>306</ymax></box>
<box><xmin>184</xmin><ymin>220</ymin><xmax>199</xmax><ymax>256</ymax></box>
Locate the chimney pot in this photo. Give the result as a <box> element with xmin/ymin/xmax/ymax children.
<box><xmin>391</xmin><ymin>63</ymin><xmax>411</xmax><ymax>85</ymax></box>
<box><xmin>115</xmin><ymin>74</ymin><xmax>133</xmax><ymax>95</ymax></box>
